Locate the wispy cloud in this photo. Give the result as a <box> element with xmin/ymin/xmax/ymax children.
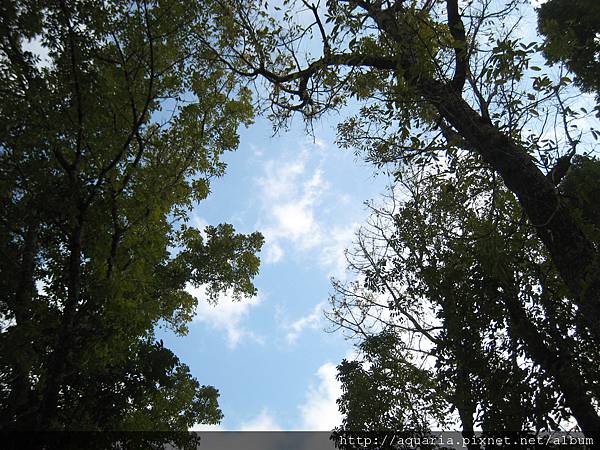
<box><xmin>263</xmin><ymin>241</ymin><xmax>284</xmax><ymax>264</ymax></box>
<box><xmin>257</xmin><ymin>148</ymin><xmax>329</xmax><ymax>261</ymax></box>
<box><xmin>240</xmin><ymin>408</ymin><xmax>282</xmax><ymax>431</ymax></box>
<box><xmin>297</xmin><ymin>362</ymin><xmax>343</xmax><ymax>431</ymax></box>
<box><xmin>319</xmin><ymin>223</ymin><xmax>358</xmax><ymax>279</ymax></box>
<box><xmin>284</xmin><ymin>302</ymin><xmax>326</xmax><ymax>345</ymax></box>
<box><xmin>188</xmin><ymin>285</ymin><xmax>263</xmax><ymax>349</ymax></box>
<box><xmin>255</xmin><ymin>138</ymin><xmax>361</xmax><ymax>277</ymax></box>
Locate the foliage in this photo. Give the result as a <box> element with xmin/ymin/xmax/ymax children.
<box><xmin>0</xmin><ymin>0</ymin><xmax>262</xmax><ymax>430</ymax></box>
<box><xmin>215</xmin><ymin>0</ymin><xmax>600</xmax><ymax>349</ymax></box>
<box><xmin>330</xmin><ymin>155</ymin><xmax>600</xmax><ymax>435</ymax></box>
<box><xmin>560</xmin><ymin>155</ymin><xmax>600</xmax><ymax>243</ymax></box>
<box><xmin>538</xmin><ymin>0</ymin><xmax>600</xmax><ymax>109</ymax></box>
<box><xmin>337</xmin><ymin>331</ymin><xmax>448</xmax><ymax>431</ymax></box>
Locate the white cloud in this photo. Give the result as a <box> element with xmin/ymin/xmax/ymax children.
<box><xmin>272</xmin><ymin>202</ymin><xmax>317</xmax><ymax>242</ymax></box>
<box><xmin>297</xmin><ymin>362</ymin><xmax>343</xmax><ymax>431</ymax></box>
<box><xmin>189</xmin><ymin>285</ymin><xmax>263</xmax><ymax>349</ymax></box>
<box><xmin>240</xmin><ymin>408</ymin><xmax>282</xmax><ymax>431</ymax></box>
<box><xmin>233</xmin><ymin>361</ymin><xmax>345</xmax><ymax>432</ymax></box>
<box><xmin>250</xmin><ymin>143</ymin><xmax>264</xmax><ymax>157</ymax></box>
<box><xmin>257</xmin><ymin>147</ymin><xmax>329</xmax><ymax>262</ymax></box>
<box><xmin>285</xmin><ymin>302</ymin><xmax>325</xmax><ymax>345</ymax></box>
<box><xmin>255</xmin><ymin>139</ymin><xmax>364</xmax><ymax>278</ymax></box>
<box><xmin>257</xmin><ymin>154</ymin><xmax>307</xmax><ymax>202</ymax></box>
<box><xmin>314</xmin><ymin>137</ymin><xmax>328</xmax><ymax>151</ymax></box>
<box><xmin>263</xmin><ymin>241</ymin><xmax>284</xmax><ymax>264</ymax></box>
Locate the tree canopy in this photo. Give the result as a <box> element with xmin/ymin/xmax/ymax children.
<box><xmin>211</xmin><ymin>0</ymin><xmax>599</xmax><ymax>353</ymax></box>
<box><xmin>0</xmin><ymin>0</ymin><xmax>262</xmax><ymax>431</ymax></box>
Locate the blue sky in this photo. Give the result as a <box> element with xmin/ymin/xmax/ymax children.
<box><xmin>157</xmin><ymin>115</ymin><xmax>389</xmax><ymax>430</ymax></box>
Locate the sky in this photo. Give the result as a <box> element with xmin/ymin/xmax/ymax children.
<box><xmin>156</xmin><ymin>115</ymin><xmax>389</xmax><ymax>431</ymax></box>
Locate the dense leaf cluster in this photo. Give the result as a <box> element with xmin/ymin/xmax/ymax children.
<box><xmin>538</xmin><ymin>0</ymin><xmax>600</xmax><ymax>110</ymax></box>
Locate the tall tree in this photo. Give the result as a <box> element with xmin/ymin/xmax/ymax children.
<box><xmin>212</xmin><ymin>0</ymin><xmax>600</xmax><ymax>349</ymax></box>
<box><xmin>0</xmin><ymin>0</ymin><xmax>262</xmax><ymax>430</ymax></box>
<box><xmin>329</xmin><ymin>155</ymin><xmax>600</xmax><ymax>438</ymax></box>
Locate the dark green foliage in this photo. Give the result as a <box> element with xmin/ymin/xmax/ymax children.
<box><xmin>337</xmin><ymin>332</ymin><xmax>447</xmax><ymax>431</ymax></box>
<box><xmin>0</xmin><ymin>0</ymin><xmax>262</xmax><ymax>431</ymax></box>
<box><xmin>331</xmin><ymin>155</ymin><xmax>599</xmax><ymax>434</ymax></box>
<box><xmin>560</xmin><ymin>156</ymin><xmax>600</xmax><ymax>242</ymax></box>
<box><xmin>538</xmin><ymin>0</ymin><xmax>600</xmax><ymax>106</ymax></box>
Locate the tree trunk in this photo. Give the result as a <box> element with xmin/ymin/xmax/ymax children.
<box><xmin>454</xmin><ymin>363</ymin><xmax>478</xmax><ymax>450</ymax></box>
<box><xmin>366</xmin><ymin>4</ymin><xmax>600</xmax><ymax>345</ymax></box>
<box><xmin>37</xmin><ymin>221</ymin><xmax>82</xmax><ymax>429</ymax></box>
<box><xmin>502</xmin><ymin>287</ymin><xmax>600</xmax><ymax>440</ymax></box>
<box><xmin>362</xmin><ymin>4</ymin><xmax>600</xmax><ymax>437</ymax></box>
<box><xmin>8</xmin><ymin>221</ymin><xmax>39</xmax><ymax>428</ymax></box>
<box><xmin>427</xmin><ymin>81</ymin><xmax>600</xmax><ymax>341</ymax></box>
